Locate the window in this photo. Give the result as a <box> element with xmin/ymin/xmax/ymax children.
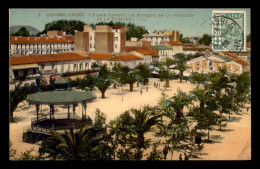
<box><xmin>85</xmin><ymin>63</ymin><xmax>89</xmax><ymax>70</ymax></box>
<box><xmin>73</xmin><ymin>64</ymin><xmax>78</xmax><ymax>71</ymax></box>
<box><xmin>79</xmin><ymin>64</ymin><xmax>83</xmax><ymax>71</ymax></box>
<box><xmin>114</xmin><ymin>37</ymin><xmax>118</xmax><ymax>41</ymax></box>
<box><xmin>90</xmin><ymin>44</ymin><xmax>92</xmax><ymax>48</ymax></box>
<box><xmin>115</xmin><ymin>44</ymin><xmax>117</xmax><ymax>49</ymax></box>
<box><xmin>41</xmin><ymin>64</ymin><xmax>45</xmax><ymax>70</ymax></box>
<box><xmin>33</xmin><ymin>68</ymin><xmax>37</xmax><ymax>74</ymax></box>
<box><xmin>51</xmin><ymin>63</ymin><xmax>55</xmax><ymax>69</ymax></box>
<box><xmin>67</xmin><ymin>64</ymin><xmax>70</xmax><ymax>72</ymax></box>
<box><xmin>90</xmin><ymin>36</ymin><xmax>92</xmax><ymax>40</ymax></box>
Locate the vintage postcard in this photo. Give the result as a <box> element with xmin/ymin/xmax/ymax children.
<box><xmin>9</xmin><ymin>8</ymin><xmax>251</xmax><ymax>162</ymax></box>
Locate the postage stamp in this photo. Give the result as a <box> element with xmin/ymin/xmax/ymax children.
<box><xmin>212</xmin><ymin>10</ymin><xmax>246</xmax><ymax>51</ymax></box>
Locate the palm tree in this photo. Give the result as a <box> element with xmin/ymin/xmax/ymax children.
<box><xmin>120</xmin><ymin>66</ymin><xmax>138</xmax><ymax>92</ymax></box>
<box><xmin>94</xmin><ymin>64</ymin><xmax>112</xmax><ymax>98</ymax></box>
<box><xmin>170</xmin><ymin>89</ymin><xmax>192</xmax><ymax>121</ymax></box>
<box><xmin>172</xmin><ymin>53</ymin><xmax>189</xmax><ymax>83</ymax></box>
<box><xmin>136</xmin><ymin>63</ymin><xmax>150</xmax><ymax>85</ymax></box>
<box><xmin>9</xmin><ymin>83</ymin><xmax>38</xmax><ymax>122</ymax></box>
<box><xmin>189</xmin><ymin>72</ymin><xmax>208</xmax><ymax>88</ymax></box>
<box><xmin>158</xmin><ymin>58</ymin><xmax>175</xmax><ymax>87</ymax></box>
<box><xmin>130</xmin><ymin>106</ymin><xmax>162</xmax><ymax>149</ymax></box>
<box><xmin>39</xmin><ymin>126</ymin><xmax>90</xmax><ymax>160</ymax></box>
<box><xmin>39</xmin><ymin>110</ymin><xmax>113</xmax><ymax>160</ymax></box>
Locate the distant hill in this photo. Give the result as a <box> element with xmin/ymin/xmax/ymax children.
<box><xmin>9</xmin><ymin>25</ymin><xmax>41</xmax><ymax>36</ymax></box>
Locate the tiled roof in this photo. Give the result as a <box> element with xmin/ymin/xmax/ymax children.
<box><xmin>109</xmin><ymin>53</ymin><xmax>143</xmax><ymax>61</ymax></box>
<box><xmin>9</xmin><ymin>37</ymin><xmax>74</xmax><ymax>44</ymax></box>
<box><xmin>133</xmin><ymin>49</ymin><xmax>158</xmax><ymax>56</ymax></box>
<box><xmin>166</xmin><ymin>41</ymin><xmax>183</xmax><ymax>46</ymax></box>
<box><xmin>10</xmin><ymin>52</ymin><xmax>88</xmax><ymax>65</ymax></box>
<box><xmin>221</xmin><ymin>52</ymin><xmax>249</xmax><ymax>66</ymax></box>
<box><xmin>10</xmin><ymin>52</ymin><xmax>143</xmax><ymax>65</ymax></box>
<box><xmin>86</xmin><ymin>53</ymin><xmax>112</xmax><ymax>60</ymax></box>
<box><xmin>86</xmin><ymin>53</ymin><xmax>143</xmax><ymax>61</ymax></box>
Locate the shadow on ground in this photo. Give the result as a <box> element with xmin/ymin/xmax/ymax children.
<box><xmin>10</xmin><ymin>116</ymin><xmax>27</xmax><ymax>123</ymax></box>
<box><xmin>230</xmin><ymin>116</ymin><xmax>242</xmax><ymax>122</ymax></box>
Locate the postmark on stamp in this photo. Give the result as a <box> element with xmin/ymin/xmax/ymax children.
<box><xmin>212</xmin><ymin>10</ymin><xmax>246</xmax><ymax>51</ymax></box>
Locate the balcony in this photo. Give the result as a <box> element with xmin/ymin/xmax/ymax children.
<box><xmin>40</xmin><ymin>69</ymin><xmax>57</xmax><ymax>75</ymax></box>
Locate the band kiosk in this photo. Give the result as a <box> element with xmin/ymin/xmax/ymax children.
<box><xmin>23</xmin><ymin>80</ymin><xmax>96</xmax><ymax>143</ymax></box>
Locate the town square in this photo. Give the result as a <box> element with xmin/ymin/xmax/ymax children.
<box><xmin>9</xmin><ymin>8</ymin><xmax>251</xmax><ymax>162</ymax></box>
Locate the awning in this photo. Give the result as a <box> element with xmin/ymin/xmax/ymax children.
<box><xmin>11</xmin><ymin>64</ymin><xmax>39</xmax><ymax>70</ymax></box>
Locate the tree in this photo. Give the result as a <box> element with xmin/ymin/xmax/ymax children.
<box><xmin>9</xmin><ymin>83</ymin><xmax>38</xmax><ymax>122</ymax></box>
<box><xmin>190</xmin><ymin>72</ymin><xmax>208</xmax><ymax>88</ymax></box>
<box><xmin>39</xmin><ymin>109</ymin><xmax>113</xmax><ymax>160</ymax></box>
<box><xmin>172</xmin><ymin>53</ymin><xmax>189</xmax><ymax>83</ymax></box>
<box><xmin>91</xmin><ymin>22</ymin><xmax>149</xmax><ymax>40</ymax></box>
<box><xmin>108</xmin><ymin>105</ymin><xmax>162</xmax><ymax>160</ymax></box>
<box><xmin>94</xmin><ymin>64</ymin><xmax>112</xmax><ymax>98</ymax></box>
<box><xmin>111</xmin><ymin>62</ymin><xmax>123</xmax><ymax>90</ymax></box>
<box><xmin>119</xmin><ymin>66</ymin><xmax>138</xmax><ymax>92</ymax></box>
<box><xmin>189</xmin><ymin>86</ymin><xmax>219</xmax><ymax>141</ymax></box>
<box><xmin>158</xmin><ymin>58</ymin><xmax>175</xmax><ymax>87</ymax></box>
<box><xmin>135</xmin><ymin>63</ymin><xmax>150</xmax><ymax>85</ymax></box>
<box><xmin>39</xmin><ymin>126</ymin><xmax>90</xmax><ymax>160</ymax></box>
<box><xmin>130</xmin><ymin>106</ymin><xmax>162</xmax><ymax>149</ymax></box>
<box><xmin>67</xmin><ymin>75</ymin><xmax>95</xmax><ymax>91</ymax></box>
<box><xmin>11</xmin><ymin>27</ymin><xmax>30</xmax><ymax>37</ymax></box>
<box><xmin>205</xmin><ymin>66</ymin><xmax>232</xmax><ymax>131</ymax></box>
<box><xmin>170</xmin><ymin>88</ymin><xmax>192</xmax><ymax>121</ymax></box>
<box><xmin>198</xmin><ymin>34</ymin><xmax>212</xmax><ymax>46</ymax></box>
<box><xmin>41</xmin><ymin>20</ymin><xmax>85</xmax><ymax>35</ymax></box>
<box><xmin>179</xmin><ymin>33</ymin><xmax>190</xmax><ymax>44</ymax></box>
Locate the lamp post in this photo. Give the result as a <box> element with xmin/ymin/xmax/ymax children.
<box><xmin>122</xmin><ymin>88</ymin><xmax>123</xmax><ymax>102</ymax></box>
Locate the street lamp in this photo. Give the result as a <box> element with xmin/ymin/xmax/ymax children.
<box><xmin>122</xmin><ymin>88</ymin><xmax>123</xmax><ymax>102</ymax></box>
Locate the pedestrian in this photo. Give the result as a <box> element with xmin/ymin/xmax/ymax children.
<box><xmin>146</xmin><ymin>86</ymin><xmax>148</xmax><ymax>92</ymax></box>
<box><xmin>140</xmin><ymin>88</ymin><xmax>142</xmax><ymax>95</ymax></box>
<box><xmin>184</xmin><ymin>153</ymin><xmax>189</xmax><ymax>161</ymax></box>
<box><xmin>154</xmin><ymin>82</ymin><xmax>156</xmax><ymax>88</ymax></box>
<box><xmin>159</xmin><ymin>83</ymin><xmax>160</xmax><ymax>88</ymax></box>
<box><xmin>179</xmin><ymin>154</ymin><xmax>183</xmax><ymax>161</ymax></box>
<box><xmin>247</xmin><ymin>107</ymin><xmax>249</xmax><ymax>114</ymax></box>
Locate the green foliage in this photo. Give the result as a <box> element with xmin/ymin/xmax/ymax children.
<box><xmin>198</xmin><ymin>34</ymin><xmax>212</xmax><ymax>46</ymax></box>
<box><xmin>179</xmin><ymin>33</ymin><xmax>190</xmax><ymax>44</ymax></box>
<box><xmin>186</xmin><ymin>53</ymin><xmax>203</xmax><ymax>61</ymax></box>
<box><xmin>10</xmin><ymin>141</ymin><xmax>41</xmax><ymax>160</ymax></box>
<box><xmin>39</xmin><ymin>110</ymin><xmax>113</xmax><ymax>160</ymax></box>
<box><xmin>41</xmin><ymin>20</ymin><xmax>85</xmax><ymax>35</ymax></box>
<box><xmin>118</xmin><ymin>66</ymin><xmax>139</xmax><ymax>91</ymax></box>
<box><xmin>172</xmin><ymin>53</ymin><xmax>189</xmax><ymax>83</ymax></box>
<box><xmin>9</xmin><ymin>82</ymin><xmax>38</xmax><ymax>121</ymax></box>
<box><xmin>135</xmin><ymin>63</ymin><xmax>150</xmax><ymax>85</ymax></box>
<box><xmin>67</xmin><ymin>75</ymin><xmax>95</xmax><ymax>91</ymax></box>
<box><xmin>94</xmin><ymin>64</ymin><xmax>112</xmax><ymax>98</ymax></box>
<box><xmin>108</xmin><ymin>105</ymin><xmax>162</xmax><ymax>160</ymax></box>
<box><xmin>91</xmin><ymin>21</ymin><xmax>148</xmax><ymax>40</ymax></box>
<box><xmin>11</xmin><ymin>27</ymin><xmax>30</xmax><ymax>37</ymax></box>
<box><xmin>91</xmin><ymin>62</ymin><xmax>99</xmax><ymax>70</ymax></box>
<box><xmin>158</xmin><ymin>58</ymin><xmax>175</xmax><ymax>87</ymax></box>
<box><xmin>190</xmin><ymin>72</ymin><xmax>208</xmax><ymax>87</ymax></box>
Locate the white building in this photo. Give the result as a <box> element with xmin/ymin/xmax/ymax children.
<box><xmin>186</xmin><ymin>53</ymin><xmax>249</xmax><ymax>74</ymax></box>
<box><xmin>9</xmin><ymin>37</ymin><xmax>74</xmax><ymax>56</ymax></box>
<box><xmin>141</xmin><ymin>33</ymin><xmax>169</xmax><ymax>46</ymax></box>
<box><xmin>152</xmin><ymin>45</ymin><xmax>173</xmax><ymax>61</ymax></box>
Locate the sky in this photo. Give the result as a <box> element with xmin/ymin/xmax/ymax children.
<box><xmin>9</xmin><ymin>8</ymin><xmax>251</xmax><ymax>37</ymax></box>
